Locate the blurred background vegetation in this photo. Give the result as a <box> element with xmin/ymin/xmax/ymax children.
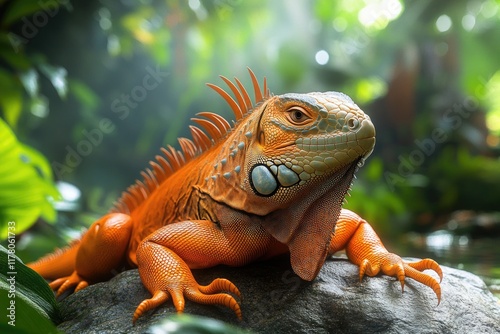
<box><xmin>0</xmin><ymin>0</ymin><xmax>499</xmax><ymax>297</ymax></box>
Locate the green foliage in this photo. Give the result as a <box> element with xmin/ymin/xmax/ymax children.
<box><xmin>0</xmin><ymin>68</ymin><xmax>23</xmax><ymax>127</ymax></box>
<box><xmin>346</xmin><ymin>77</ymin><xmax>388</xmax><ymax>105</ymax></box>
<box><xmin>381</xmin><ymin>147</ymin><xmax>500</xmax><ymax>225</ymax></box>
<box><xmin>0</xmin><ymin>0</ymin><xmax>68</xmax><ymax>241</ymax></box>
<box><xmin>344</xmin><ymin>158</ymin><xmax>407</xmax><ymax>235</ymax></box>
<box><xmin>428</xmin><ymin>148</ymin><xmax>500</xmax><ymax>213</ymax></box>
<box><xmin>1</xmin><ymin>1</ymin><xmax>47</xmax><ymax>27</ymax></box>
<box><xmin>0</xmin><ymin>0</ymin><xmax>69</xmax><ymax>128</ymax></box>
<box><xmin>0</xmin><ymin>119</ymin><xmax>59</xmax><ymax>239</ymax></box>
<box><xmin>0</xmin><ymin>244</ymin><xmax>60</xmax><ymax>332</ymax></box>
<box><xmin>483</xmin><ymin>71</ymin><xmax>500</xmax><ymax>136</ymax></box>
<box><xmin>0</xmin><ymin>61</ymin><xmax>68</xmax><ymax>127</ymax></box>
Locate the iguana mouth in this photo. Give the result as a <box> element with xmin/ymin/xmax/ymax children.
<box><xmin>275</xmin><ymin>141</ymin><xmax>296</xmax><ymax>150</ymax></box>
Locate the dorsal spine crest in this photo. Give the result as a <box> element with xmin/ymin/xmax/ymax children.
<box><xmin>111</xmin><ymin>68</ymin><xmax>270</xmax><ymax>214</ymax></box>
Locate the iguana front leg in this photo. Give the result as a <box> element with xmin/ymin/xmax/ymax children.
<box><xmin>330</xmin><ymin>209</ymin><xmax>443</xmax><ymax>302</ymax></box>
<box><xmin>133</xmin><ymin>220</ymin><xmax>276</xmax><ymax>323</ymax></box>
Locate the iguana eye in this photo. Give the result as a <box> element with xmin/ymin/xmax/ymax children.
<box><xmin>286</xmin><ymin>106</ymin><xmax>311</xmax><ymax>125</ymax></box>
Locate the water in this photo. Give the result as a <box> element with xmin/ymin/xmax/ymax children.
<box><xmin>399</xmin><ymin>230</ymin><xmax>500</xmax><ymax>300</ymax></box>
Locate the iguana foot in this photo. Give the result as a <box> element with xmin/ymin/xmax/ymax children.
<box><xmin>49</xmin><ymin>271</ymin><xmax>89</xmax><ymax>297</ymax></box>
<box><xmin>134</xmin><ymin>237</ymin><xmax>242</xmax><ymax>324</ymax></box>
<box><xmin>132</xmin><ymin>277</ymin><xmax>241</xmax><ymax>323</ymax></box>
<box><xmin>359</xmin><ymin>253</ymin><xmax>442</xmax><ymax>304</ymax></box>
<box><xmin>332</xmin><ymin>209</ymin><xmax>443</xmax><ymax>304</ymax></box>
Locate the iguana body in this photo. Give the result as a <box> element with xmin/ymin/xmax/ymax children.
<box><xmin>28</xmin><ymin>69</ymin><xmax>442</xmax><ymax>323</ymax></box>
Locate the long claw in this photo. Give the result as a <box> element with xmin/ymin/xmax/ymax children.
<box><xmin>199</xmin><ymin>278</ymin><xmax>241</xmax><ymax>298</ymax></box>
<box><xmin>185</xmin><ymin>288</ymin><xmax>242</xmax><ymax>320</ymax></box>
<box><xmin>407</xmin><ymin>258</ymin><xmax>443</xmax><ymax>283</ymax></box>
<box><xmin>133</xmin><ymin>291</ymin><xmax>169</xmax><ymax>324</ymax></box>
<box><xmin>403</xmin><ymin>265</ymin><xmax>442</xmax><ymax>305</ymax></box>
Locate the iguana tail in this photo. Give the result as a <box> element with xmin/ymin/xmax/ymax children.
<box><xmin>27</xmin><ymin>238</ymin><xmax>81</xmax><ymax>280</ymax></box>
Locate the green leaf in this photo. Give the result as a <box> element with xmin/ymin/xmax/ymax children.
<box><xmin>1</xmin><ymin>0</ymin><xmax>47</xmax><ymax>27</ymax></box>
<box><xmin>0</xmin><ymin>90</ymin><xmax>22</xmax><ymax>128</ymax></box>
<box><xmin>0</xmin><ymin>244</ymin><xmax>60</xmax><ymax>332</ymax></box>
<box><xmin>0</xmin><ymin>119</ymin><xmax>58</xmax><ymax>239</ymax></box>
<box><xmin>0</xmin><ymin>46</ymin><xmax>32</xmax><ymax>69</ymax></box>
<box><xmin>18</xmin><ymin>143</ymin><xmax>54</xmax><ymax>182</ymax></box>
<box><xmin>19</xmin><ymin>143</ymin><xmax>60</xmax><ymax>222</ymax></box>
<box><xmin>0</xmin><ymin>69</ymin><xmax>23</xmax><ymax>128</ymax></box>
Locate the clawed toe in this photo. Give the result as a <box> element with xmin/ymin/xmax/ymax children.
<box><xmin>407</xmin><ymin>258</ymin><xmax>443</xmax><ymax>283</ymax></box>
<box><xmin>186</xmin><ymin>289</ymin><xmax>241</xmax><ymax>319</ymax></box>
<box><xmin>133</xmin><ymin>291</ymin><xmax>169</xmax><ymax>324</ymax></box>
<box><xmin>49</xmin><ymin>272</ymin><xmax>88</xmax><ymax>297</ymax></box>
<box><xmin>133</xmin><ymin>278</ymin><xmax>242</xmax><ymax>324</ymax></box>
<box><xmin>198</xmin><ymin>278</ymin><xmax>241</xmax><ymax>298</ymax></box>
<box><xmin>357</xmin><ymin>254</ymin><xmax>443</xmax><ymax>305</ymax></box>
<box><xmin>403</xmin><ymin>262</ymin><xmax>442</xmax><ymax>305</ymax></box>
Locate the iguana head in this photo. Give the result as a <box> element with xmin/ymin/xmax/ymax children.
<box><xmin>238</xmin><ymin>90</ymin><xmax>375</xmax><ymax>280</ymax></box>
<box><xmin>245</xmin><ymin>91</ymin><xmax>375</xmax><ymax>198</ymax></box>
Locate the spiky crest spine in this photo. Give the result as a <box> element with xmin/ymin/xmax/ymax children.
<box><xmin>111</xmin><ymin>68</ymin><xmax>271</xmax><ymax>214</ymax></box>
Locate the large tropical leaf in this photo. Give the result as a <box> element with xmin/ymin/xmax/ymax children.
<box><xmin>0</xmin><ymin>118</ymin><xmax>59</xmax><ymax>239</ymax></box>
<box><xmin>0</xmin><ymin>244</ymin><xmax>60</xmax><ymax>332</ymax></box>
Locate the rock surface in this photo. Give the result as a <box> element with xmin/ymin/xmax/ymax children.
<box><xmin>56</xmin><ymin>256</ymin><xmax>500</xmax><ymax>334</ymax></box>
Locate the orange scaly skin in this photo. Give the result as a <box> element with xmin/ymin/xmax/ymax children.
<box><xmin>27</xmin><ymin>69</ymin><xmax>442</xmax><ymax>323</ymax></box>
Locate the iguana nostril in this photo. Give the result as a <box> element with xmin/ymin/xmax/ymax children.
<box><xmin>347</xmin><ymin>118</ymin><xmax>359</xmax><ymax>130</ymax></box>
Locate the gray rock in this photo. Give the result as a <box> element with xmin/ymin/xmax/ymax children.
<box><xmin>56</xmin><ymin>256</ymin><xmax>500</xmax><ymax>334</ymax></box>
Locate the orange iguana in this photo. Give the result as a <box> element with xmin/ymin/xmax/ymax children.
<box><xmin>28</xmin><ymin>68</ymin><xmax>442</xmax><ymax>323</ymax></box>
